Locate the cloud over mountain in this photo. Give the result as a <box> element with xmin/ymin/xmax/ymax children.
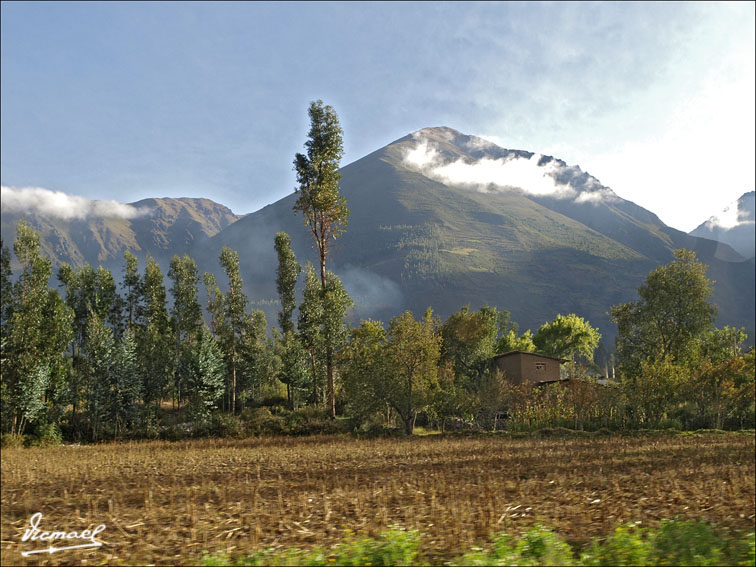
<box><xmin>402</xmin><ymin>131</ymin><xmax>616</xmax><ymax>204</ymax></box>
<box><xmin>1</xmin><ymin>186</ymin><xmax>150</xmax><ymax>220</ymax></box>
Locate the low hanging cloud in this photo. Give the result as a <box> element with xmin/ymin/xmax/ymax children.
<box><xmin>1</xmin><ymin>186</ymin><xmax>149</xmax><ymax>220</ymax></box>
<box><xmin>403</xmin><ymin>134</ymin><xmax>616</xmax><ymax>203</ymax></box>
<box><xmin>703</xmin><ymin>192</ymin><xmax>755</xmax><ymax>230</ymax></box>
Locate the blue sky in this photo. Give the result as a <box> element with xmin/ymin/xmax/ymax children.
<box><xmin>1</xmin><ymin>1</ymin><xmax>754</xmax><ymax>231</ymax></box>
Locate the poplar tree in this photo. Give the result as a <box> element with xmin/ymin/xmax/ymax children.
<box><xmin>219</xmin><ymin>246</ymin><xmax>248</xmax><ymax>414</ymax></box>
<box><xmin>84</xmin><ymin>311</ymin><xmax>115</xmax><ymax>441</ymax></box>
<box><xmin>0</xmin><ymin>238</ymin><xmax>11</xmax><ymax>332</ymax></box>
<box><xmin>274</xmin><ymin>232</ymin><xmax>305</xmax><ymax>408</ymax></box>
<box><xmin>293</xmin><ymin>100</ymin><xmax>350</xmax><ymax>418</ymax></box>
<box><xmin>112</xmin><ymin>327</ymin><xmax>141</xmax><ymax>436</ymax></box>
<box><xmin>122</xmin><ymin>250</ymin><xmax>143</xmax><ymax>331</ymax></box>
<box><xmin>274</xmin><ymin>232</ymin><xmax>302</xmax><ymax>334</ymax></box>
<box><xmin>3</xmin><ymin>222</ymin><xmax>73</xmax><ymax>435</ymax></box>
<box><xmin>186</xmin><ymin>326</ymin><xmax>225</xmax><ymax>424</ymax></box>
<box><xmin>139</xmin><ymin>255</ymin><xmax>172</xmax><ymax>411</ymax></box>
<box><xmin>168</xmin><ymin>254</ymin><xmax>203</xmax><ymax>407</ymax></box>
<box><xmin>298</xmin><ymin>263</ymin><xmax>326</xmax><ymax>405</ymax></box>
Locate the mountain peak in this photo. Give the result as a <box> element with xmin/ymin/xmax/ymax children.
<box><xmin>394</xmin><ymin>127</ymin><xmax>616</xmax><ymax>204</ymax></box>
<box><xmin>689</xmin><ymin>191</ymin><xmax>755</xmax><ymax>259</ymax></box>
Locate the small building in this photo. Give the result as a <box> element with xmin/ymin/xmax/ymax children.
<box><xmin>491</xmin><ymin>351</ymin><xmax>568</xmax><ymax>386</ymax></box>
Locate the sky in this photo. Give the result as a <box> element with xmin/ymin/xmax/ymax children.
<box><xmin>1</xmin><ymin>1</ymin><xmax>754</xmax><ymax>232</ymax></box>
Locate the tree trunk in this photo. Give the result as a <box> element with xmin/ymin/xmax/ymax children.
<box><xmin>327</xmin><ymin>347</ymin><xmax>335</xmax><ymax>419</ymax></box>
<box><xmin>232</xmin><ymin>360</ymin><xmax>237</xmax><ymax>415</ymax></box>
<box><xmin>403</xmin><ymin>414</ymin><xmax>414</xmax><ymax>435</ymax></box>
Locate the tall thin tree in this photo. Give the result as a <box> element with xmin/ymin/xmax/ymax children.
<box><xmin>293</xmin><ymin>100</ymin><xmax>350</xmax><ymax>418</ymax></box>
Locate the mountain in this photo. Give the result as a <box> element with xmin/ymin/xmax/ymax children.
<box><xmin>1</xmin><ymin>197</ymin><xmax>241</xmax><ymax>272</ymax></box>
<box><xmin>689</xmin><ymin>191</ymin><xmax>755</xmax><ymax>259</ymax></box>
<box><xmin>3</xmin><ymin>129</ymin><xmax>753</xmax><ymax>347</ymax></box>
<box><xmin>198</xmin><ymin>127</ymin><xmax>755</xmax><ymax>344</ymax></box>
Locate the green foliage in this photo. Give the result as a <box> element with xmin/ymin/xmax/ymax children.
<box><xmin>497</xmin><ymin>329</ymin><xmax>536</xmax><ymax>354</ymax></box>
<box><xmin>169</xmin><ymin>254</ymin><xmax>203</xmax><ymax>409</ymax></box>
<box><xmin>292</xmin><ymin>100</ymin><xmax>349</xmax><ymax>261</ymax></box>
<box><xmin>30</xmin><ymin>422</ymin><xmax>63</xmax><ymax>447</ymax></box>
<box><xmin>297</xmin><ymin>264</ymin><xmax>353</xmax><ymax>411</ymax></box>
<box><xmin>461</xmin><ymin>525</ymin><xmax>576</xmax><ymax>566</ymax></box>
<box><xmin>2</xmin><ymin>222</ymin><xmax>73</xmax><ymax>435</ymax></box>
<box><xmin>341</xmin><ymin>319</ymin><xmax>389</xmax><ymax>423</ymax></box>
<box><xmin>580</xmin><ymin>519</ymin><xmax>755</xmax><ymax>567</ymax></box>
<box><xmin>122</xmin><ymin>250</ymin><xmax>143</xmax><ymax>330</ymax></box>
<box><xmin>441</xmin><ymin>305</ymin><xmax>501</xmax><ymax>387</ymax></box>
<box><xmin>343</xmin><ymin>310</ymin><xmax>441</xmax><ymax>435</ymax></box>
<box><xmin>201</xmin><ymin>520</ymin><xmax>755</xmax><ymax>566</ymax></box>
<box><xmin>274</xmin><ymin>232</ymin><xmax>301</xmax><ymax>335</ymax></box>
<box><xmin>298</xmin><ymin>263</ymin><xmax>326</xmax><ymax>403</ymax></box>
<box><xmin>612</xmin><ymin>249</ymin><xmax>717</xmax><ymax>375</ymax></box>
<box><xmin>276</xmin><ymin>330</ymin><xmax>311</xmax><ymax>410</ymax></box>
<box><xmin>201</xmin><ymin>526</ymin><xmax>420</xmax><ymax>566</ymax></box>
<box><xmin>112</xmin><ymin>327</ymin><xmax>142</xmax><ymax>435</ymax></box>
<box><xmin>186</xmin><ymin>327</ymin><xmax>225</xmax><ymax>424</ymax></box>
<box><xmin>533</xmin><ymin>313</ymin><xmax>601</xmax><ymax>362</ymax></box>
<box><xmin>139</xmin><ymin>255</ymin><xmax>173</xmax><ymax>410</ymax></box>
<box><xmin>84</xmin><ymin>312</ymin><xmax>116</xmax><ymax>441</ymax></box>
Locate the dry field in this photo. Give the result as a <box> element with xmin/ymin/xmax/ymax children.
<box><xmin>1</xmin><ymin>432</ymin><xmax>754</xmax><ymax>565</ymax></box>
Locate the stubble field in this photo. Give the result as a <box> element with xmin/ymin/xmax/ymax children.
<box><xmin>1</xmin><ymin>432</ymin><xmax>754</xmax><ymax>565</ymax></box>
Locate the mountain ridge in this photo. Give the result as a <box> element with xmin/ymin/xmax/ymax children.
<box><xmin>1</xmin><ymin>128</ymin><xmax>753</xmax><ymax>348</ymax></box>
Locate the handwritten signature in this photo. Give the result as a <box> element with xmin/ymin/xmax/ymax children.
<box><xmin>20</xmin><ymin>512</ymin><xmax>106</xmax><ymax>556</ymax></box>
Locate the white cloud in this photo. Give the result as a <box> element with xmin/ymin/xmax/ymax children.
<box><xmin>703</xmin><ymin>193</ymin><xmax>756</xmax><ymax>230</ymax></box>
<box><xmin>0</xmin><ymin>186</ymin><xmax>149</xmax><ymax>220</ymax></box>
<box><xmin>403</xmin><ymin>135</ymin><xmax>614</xmax><ymax>203</ymax></box>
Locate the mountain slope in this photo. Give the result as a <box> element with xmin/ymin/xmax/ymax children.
<box><xmin>201</xmin><ymin>127</ymin><xmax>754</xmax><ymax>343</ymax></box>
<box><xmin>1</xmin><ymin>197</ymin><xmax>241</xmax><ymax>272</ymax></box>
<box><xmin>689</xmin><ymin>191</ymin><xmax>755</xmax><ymax>259</ymax></box>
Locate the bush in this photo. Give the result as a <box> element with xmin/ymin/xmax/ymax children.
<box><xmin>0</xmin><ymin>433</ymin><xmax>25</xmax><ymax>448</ymax></box>
<box><xmin>201</xmin><ymin>526</ymin><xmax>420</xmax><ymax>566</ymax></box>
<box><xmin>33</xmin><ymin>422</ymin><xmax>63</xmax><ymax>447</ymax></box>
<box><xmin>461</xmin><ymin>525</ymin><xmax>576</xmax><ymax>566</ymax></box>
<box><xmin>208</xmin><ymin>412</ymin><xmax>244</xmax><ymax>438</ymax></box>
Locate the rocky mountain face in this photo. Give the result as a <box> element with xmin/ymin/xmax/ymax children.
<box><xmin>1</xmin><ymin>196</ymin><xmax>241</xmax><ymax>273</ymax></box>
<box><xmin>689</xmin><ymin>191</ymin><xmax>755</xmax><ymax>260</ymax></box>
<box><xmin>2</xmin><ymin>128</ymin><xmax>753</xmax><ymax>347</ymax></box>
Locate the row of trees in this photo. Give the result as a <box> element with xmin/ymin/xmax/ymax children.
<box><xmin>2</xmin><ymin>100</ymin><xmax>753</xmax><ymax>442</ymax></box>
<box><xmin>1</xmin><ymin>231</ymin><xmax>753</xmax><ymax>441</ymax></box>
<box><xmin>0</xmin><ymin>218</ymin><xmax>608</xmax><ymax>439</ymax></box>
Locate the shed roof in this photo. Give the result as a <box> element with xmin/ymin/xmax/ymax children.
<box><xmin>492</xmin><ymin>350</ymin><xmax>569</xmax><ymax>363</ymax></box>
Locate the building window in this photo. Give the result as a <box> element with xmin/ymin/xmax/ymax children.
<box><xmin>535</xmin><ymin>362</ymin><xmax>545</xmax><ymax>371</ymax></box>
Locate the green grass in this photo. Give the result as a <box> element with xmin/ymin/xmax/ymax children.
<box><xmin>201</xmin><ymin>519</ymin><xmax>755</xmax><ymax>566</ymax></box>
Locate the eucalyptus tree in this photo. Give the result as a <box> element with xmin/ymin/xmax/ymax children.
<box><xmin>2</xmin><ymin>222</ymin><xmax>73</xmax><ymax>435</ymax></box>
<box><xmin>274</xmin><ymin>232</ymin><xmax>306</xmax><ymax>407</ymax></box>
<box><xmin>297</xmin><ymin>263</ymin><xmax>352</xmax><ymax>412</ymax></box>
<box><xmin>122</xmin><ymin>250</ymin><xmax>143</xmax><ymax>331</ymax></box>
<box><xmin>168</xmin><ymin>254</ymin><xmax>203</xmax><ymax>407</ymax></box>
<box><xmin>218</xmin><ymin>246</ymin><xmax>248</xmax><ymax>414</ymax></box>
<box><xmin>293</xmin><ymin>100</ymin><xmax>350</xmax><ymax>418</ymax></box>
<box><xmin>274</xmin><ymin>232</ymin><xmax>302</xmax><ymax>333</ymax></box>
<box><xmin>186</xmin><ymin>326</ymin><xmax>225</xmax><ymax>424</ymax></box>
<box><xmin>139</xmin><ymin>255</ymin><xmax>173</xmax><ymax>412</ymax></box>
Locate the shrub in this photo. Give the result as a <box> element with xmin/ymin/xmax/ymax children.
<box><xmin>201</xmin><ymin>526</ymin><xmax>420</xmax><ymax>566</ymax></box>
<box><xmin>0</xmin><ymin>433</ymin><xmax>25</xmax><ymax>448</ymax></box>
<box><xmin>208</xmin><ymin>412</ymin><xmax>244</xmax><ymax>438</ymax></box>
<box><xmin>34</xmin><ymin>422</ymin><xmax>63</xmax><ymax>447</ymax></box>
<box><xmin>460</xmin><ymin>525</ymin><xmax>575</xmax><ymax>566</ymax></box>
